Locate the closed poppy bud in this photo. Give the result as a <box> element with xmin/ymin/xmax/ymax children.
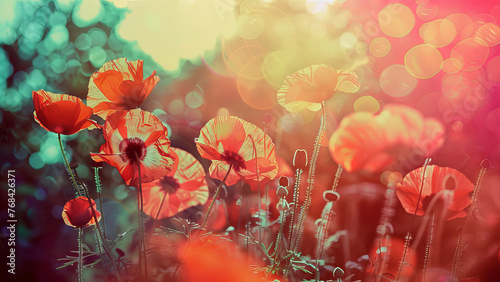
<box><xmin>276</xmin><ymin>186</ymin><xmax>288</xmax><ymax>198</ymax></box>
<box><xmin>481</xmin><ymin>159</ymin><xmax>491</xmax><ymax>169</ymax></box>
<box><xmin>293</xmin><ymin>149</ymin><xmax>308</xmax><ymax>170</ymax></box>
<box><xmin>279</xmin><ymin>176</ymin><xmax>289</xmax><ymax>187</ymax></box>
<box><xmin>62</xmin><ymin>197</ymin><xmax>101</xmax><ymax>228</ymax></box>
<box><xmin>333</xmin><ymin>267</ymin><xmax>345</xmax><ymax>278</ymax></box>
<box><xmin>70</xmin><ymin>161</ymin><xmax>78</xmax><ymax>169</ymax></box>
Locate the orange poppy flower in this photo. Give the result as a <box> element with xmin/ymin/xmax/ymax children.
<box><xmin>87</xmin><ymin>58</ymin><xmax>160</xmax><ymax>119</ymax></box>
<box><xmin>62</xmin><ymin>197</ymin><xmax>101</xmax><ymax>228</ymax></box>
<box><xmin>396</xmin><ymin>165</ymin><xmax>474</xmax><ymax>220</ymax></box>
<box><xmin>329</xmin><ymin>104</ymin><xmax>445</xmax><ymax>172</ymax></box>
<box><xmin>277</xmin><ymin>64</ymin><xmax>360</xmax><ymax>112</ymax></box>
<box><xmin>195</xmin><ymin>116</ymin><xmax>278</xmax><ymax>189</ymax></box>
<box><xmin>142</xmin><ymin>147</ymin><xmax>209</xmax><ymax>219</ymax></box>
<box><xmin>90</xmin><ymin>109</ymin><xmax>175</xmax><ymax>187</ymax></box>
<box><xmin>32</xmin><ymin>90</ymin><xmax>99</xmax><ymax>135</ymax></box>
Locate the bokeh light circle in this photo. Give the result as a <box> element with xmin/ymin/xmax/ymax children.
<box><xmin>486</xmin><ymin>108</ymin><xmax>500</xmax><ymax>134</ymax></box>
<box><xmin>475</xmin><ymin>23</ymin><xmax>500</xmax><ymax>47</ymax></box>
<box><xmin>354</xmin><ymin>96</ymin><xmax>380</xmax><ymax>113</ymax></box>
<box><xmin>236</xmin><ymin>14</ymin><xmax>266</xmax><ymax>40</ymax></box>
<box><xmin>416</xmin><ymin>4</ymin><xmax>438</xmax><ymax>21</ymax></box>
<box><xmin>404</xmin><ymin>44</ymin><xmax>443</xmax><ymax>79</ymax></box>
<box><xmin>369</xmin><ymin>37</ymin><xmax>391</xmax><ymax>57</ymax></box>
<box><xmin>486</xmin><ymin>55</ymin><xmax>500</xmax><ymax>82</ymax></box>
<box><xmin>442</xmin><ymin>58</ymin><xmax>462</xmax><ymax>74</ymax></box>
<box><xmin>237</xmin><ymin>76</ymin><xmax>277</xmax><ymax>110</ymax></box>
<box><xmin>419</xmin><ymin>19</ymin><xmax>456</xmax><ymax>48</ymax></box>
<box><xmin>380</xmin><ymin>64</ymin><xmax>418</xmax><ymax>97</ymax></box>
<box><xmin>451</xmin><ymin>37</ymin><xmax>490</xmax><ymax>71</ymax></box>
<box><xmin>378</xmin><ymin>4</ymin><xmax>415</xmax><ymax>38</ymax></box>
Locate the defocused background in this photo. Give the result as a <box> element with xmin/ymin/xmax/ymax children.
<box><xmin>1</xmin><ymin>0</ymin><xmax>500</xmax><ymax>281</ymax></box>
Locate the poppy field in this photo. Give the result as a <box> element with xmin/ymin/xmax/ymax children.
<box><xmin>2</xmin><ymin>0</ymin><xmax>500</xmax><ymax>281</ymax></box>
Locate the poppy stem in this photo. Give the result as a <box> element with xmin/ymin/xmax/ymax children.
<box><xmin>423</xmin><ymin>214</ymin><xmax>435</xmax><ymax>282</ymax></box>
<box><xmin>201</xmin><ymin>164</ymin><xmax>233</xmax><ymax>229</ymax></box>
<box><xmin>451</xmin><ymin>160</ymin><xmax>488</xmax><ymax>278</ymax></box>
<box><xmin>315</xmin><ymin>164</ymin><xmax>343</xmax><ymax>279</ymax></box>
<box><xmin>57</xmin><ymin>134</ymin><xmax>81</xmax><ymax>196</ymax></box>
<box><xmin>293</xmin><ymin>101</ymin><xmax>326</xmax><ymax>253</ymax></box>
<box><xmin>396</xmin><ymin>157</ymin><xmax>431</xmax><ymax>281</ymax></box>
<box><xmin>135</xmin><ymin>157</ymin><xmax>149</xmax><ymax>282</ymax></box>
<box><xmin>78</xmin><ymin>227</ymin><xmax>83</xmax><ymax>282</ymax></box>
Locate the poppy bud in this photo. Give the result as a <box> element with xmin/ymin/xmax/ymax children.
<box><xmin>70</xmin><ymin>161</ymin><xmax>78</xmax><ymax>169</ymax></box>
<box><xmin>279</xmin><ymin>176</ymin><xmax>289</xmax><ymax>187</ymax></box>
<box><xmin>481</xmin><ymin>159</ymin><xmax>491</xmax><ymax>169</ymax></box>
<box><xmin>293</xmin><ymin>149</ymin><xmax>308</xmax><ymax>170</ymax></box>
<box><xmin>323</xmin><ymin>190</ymin><xmax>340</xmax><ymax>202</ymax></box>
<box><xmin>276</xmin><ymin>186</ymin><xmax>288</xmax><ymax>198</ymax></box>
<box><xmin>115</xmin><ymin>248</ymin><xmax>125</xmax><ymax>258</ymax></box>
<box><xmin>333</xmin><ymin>267</ymin><xmax>345</xmax><ymax>278</ymax></box>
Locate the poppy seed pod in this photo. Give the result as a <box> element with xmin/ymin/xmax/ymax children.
<box><xmin>279</xmin><ymin>176</ymin><xmax>289</xmax><ymax>187</ymax></box>
<box><xmin>293</xmin><ymin>149</ymin><xmax>308</xmax><ymax>170</ymax></box>
<box><xmin>276</xmin><ymin>198</ymin><xmax>289</xmax><ymax>212</ymax></box>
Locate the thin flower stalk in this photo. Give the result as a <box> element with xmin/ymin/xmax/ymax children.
<box><xmin>135</xmin><ymin>155</ymin><xmax>149</xmax><ymax>282</ymax></box>
<box><xmin>396</xmin><ymin>158</ymin><xmax>431</xmax><ymax>281</ymax></box>
<box><xmin>293</xmin><ymin>101</ymin><xmax>327</xmax><ymax>252</ymax></box>
<box><xmin>201</xmin><ymin>164</ymin><xmax>233</xmax><ymax>228</ymax></box>
<box><xmin>78</xmin><ymin>227</ymin><xmax>83</xmax><ymax>282</ymax></box>
<box><xmin>371</xmin><ymin>182</ymin><xmax>398</xmax><ymax>282</ymax></box>
<box><xmin>315</xmin><ymin>164</ymin><xmax>343</xmax><ymax>280</ymax></box>
<box><xmin>451</xmin><ymin>160</ymin><xmax>489</xmax><ymax>278</ymax></box>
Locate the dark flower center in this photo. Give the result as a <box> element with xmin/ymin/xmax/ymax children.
<box><xmin>160</xmin><ymin>176</ymin><xmax>180</xmax><ymax>194</ymax></box>
<box><xmin>119</xmin><ymin>137</ymin><xmax>147</xmax><ymax>164</ymax></box>
<box><xmin>221</xmin><ymin>150</ymin><xmax>246</xmax><ymax>172</ymax></box>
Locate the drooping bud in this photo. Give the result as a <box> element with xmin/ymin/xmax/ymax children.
<box><xmin>279</xmin><ymin>176</ymin><xmax>289</xmax><ymax>187</ymax></box>
<box><xmin>481</xmin><ymin>159</ymin><xmax>491</xmax><ymax>169</ymax></box>
<box><xmin>293</xmin><ymin>149</ymin><xmax>308</xmax><ymax>170</ymax></box>
<box><xmin>333</xmin><ymin>267</ymin><xmax>345</xmax><ymax>278</ymax></box>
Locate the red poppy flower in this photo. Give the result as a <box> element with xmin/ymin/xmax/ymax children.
<box><xmin>277</xmin><ymin>64</ymin><xmax>360</xmax><ymax>112</ymax></box>
<box><xmin>62</xmin><ymin>197</ymin><xmax>101</xmax><ymax>228</ymax></box>
<box><xmin>396</xmin><ymin>165</ymin><xmax>474</xmax><ymax>220</ymax></box>
<box><xmin>32</xmin><ymin>90</ymin><xmax>99</xmax><ymax>135</ymax></box>
<box><xmin>329</xmin><ymin>104</ymin><xmax>445</xmax><ymax>172</ymax></box>
<box><xmin>195</xmin><ymin>116</ymin><xmax>278</xmax><ymax>189</ymax></box>
<box><xmin>87</xmin><ymin>58</ymin><xmax>160</xmax><ymax>119</ymax></box>
<box><xmin>90</xmin><ymin>109</ymin><xmax>175</xmax><ymax>187</ymax></box>
<box><xmin>142</xmin><ymin>147</ymin><xmax>209</xmax><ymax>219</ymax></box>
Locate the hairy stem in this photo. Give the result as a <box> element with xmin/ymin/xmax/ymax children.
<box><xmin>201</xmin><ymin>164</ymin><xmax>233</xmax><ymax>228</ymax></box>
<box><xmin>58</xmin><ymin>134</ymin><xmax>81</xmax><ymax>196</ymax></box>
<box><xmin>396</xmin><ymin>158</ymin><xmax>431</xmax><ymax>281</ymax></box>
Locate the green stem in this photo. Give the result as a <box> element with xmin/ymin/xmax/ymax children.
<box><xmin>201</xmin><ymin>164</ymin><xmax>233</xmax><ymax>228</ymax></box>
<box><xmin>135</xmin><ymin>158</ymin><xmax>149</xmax><ymax>282</ymax></box>
<box><xmin>58</xmin><ymin>134</ymin><xmax>81</xmax><ymax>196</ymax></box>
<box><xmin>78</xmin><ymin>227</ymin><xmax>83</xmax><ymax>282</ymax></box>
